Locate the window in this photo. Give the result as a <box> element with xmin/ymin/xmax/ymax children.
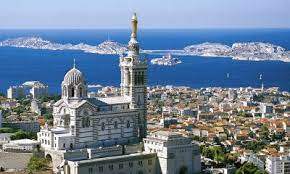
<box><xmin>129</xmin><ymin>162</ymin><xmax>133</xmax><ymax>168</ymax></box>
<box><xmin>148</xmin><ymin>159</ymin><xmax>152</xmax><ymax>165</ymax></box>
<box><xmin>71</xmin><ymin>87</ymin><xmax>75</xmax><ymax>97</ymax></box>
<box><xmin>138</xmin><ymin>161</ymin><xmax>143</xmax><ymax>166</ymax></box>
<box><xmin>88</xmin><ymin>167</ymin><xmax>93</xmax><ymax>174</ymax></box>
<box><xmin>109</xmin><ymin>165</ymin><xmax>114</xmax><ymax>170</ymax></box>
<box><xmin>63</xmin><ymin>143</ymin><xmax>66</xmax><ymax>148</ymax></box>
<box><xmin>79</xmin><ymin>87</ymin><xmax>83</xmax><ymax>97</ymax></box>
<box><xmin>101</xmin><ymin>122</ymin><xmax>105</xmax><ymax>131</ymax></box>
<box><xmin>82</xmin><ymin>117</ymin><xmax>90</xmax><ymax>128</ymax></box>
<box><xmin>138</xmin><ymin>171</ymin><xmax>143</xmax><ymax>174</ymax></box>
<box><xmin>119</xmin><ymin>163</ymin><xmax>123</xmax><ymax>169</ymax></box>
<box><xmin>98</xmin><ymin>166</ymin><xmax>103</xmax><ymax>172</ymax></box>
<box><xmin>127</xmin><ymin>120</ymin><xmax>131</xmax><ymax>128</ymax></box>
<box><xmin>114</xmin><ymin>121</ymin><xmax>118</xmax><ymax>129</ymax></box>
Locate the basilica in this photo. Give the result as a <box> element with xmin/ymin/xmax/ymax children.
<box><xmin>37</xmin><ymin>13</ymin><xmax>200</xmax><ymax>174</ymax></box>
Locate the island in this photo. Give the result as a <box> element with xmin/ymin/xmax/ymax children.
<box><xmin>184</xmin><ymin>42</ymin><xmax>290</xmax><ymax>62</ymax></box>
<box><xmin>0</xmin><ymin>37</ymin><xmax>127</xmax><ymax>55</ymax></box>
<box><xmin>1</xmin><ymin>37</ymin><xmax>290</xmax><ymax>62</ymax></box>
<box><xmin>150</xmin><ymin>54</ymin><xmax>182</xmax><ymax>66</ymax></box>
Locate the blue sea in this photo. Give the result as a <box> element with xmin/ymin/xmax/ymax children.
<box><xmin>0</xmin><ymin>29</ymin><xmax>290</xmax><ymax>93</ymax></box>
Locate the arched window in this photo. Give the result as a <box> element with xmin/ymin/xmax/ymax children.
<box><xmin>79</xmin><ymin>87</ymin><xmax>83</xmax><ymax>97</ymax></box>
<box><xmin>101</xmin><ymin>122</ymin><xmax>105</xmax><ymax>131</ymax></box>
<box><xmin>71</xmin><ymin>87</ymin><xmax>75</xmax><ymax>97</ymax></box>
<box><xmin>126</xmin><ymin>120</ymin><xmax>131</xmax><ymax>128</ymax></box>
<box><xmin>137</xmin><ymin>95</ymin><xmax>141</xmax><ymax>105</ymax></box>
<box><xmin>114</xmin><ymin>121</ymin><xmax>118</xmax><ymax>129</ymax></box>
<box><xmin>141</xmin><ymin>72</ymin><xmax>144</xmax><ymax>85</ymax></box>
<box><xmin>134</xmin><ymin>72</ymin><xmax>138</xmax><ymax>85</ymax></box>
<box><xmin>82</xmin><ymin>117</ymin><xmax>90</xmax><ymax>128</ymax></box>
<box><xmin>86</xmin><ymin>117</ymin><xmax>90</xmax><ymax>127</ymax></box>
<box><xmin>128</xmin><ymin>72</ymin><xmax>131</xmax><ymax>85</ymax></box>
<box><xmin>63</xmin><ymin>86</ymin><xmax>67</xmax><ymax>97</ymax></box>
<box><xmin>138</xmin><ymin>72</ymin><xmax>141</xmax><ymax>85</ymax></box>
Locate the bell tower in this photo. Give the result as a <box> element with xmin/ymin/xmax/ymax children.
<box><xmin>120</xmin><ymin>13</ymin><xmax>147</xmax><ymax>138</ymax></box>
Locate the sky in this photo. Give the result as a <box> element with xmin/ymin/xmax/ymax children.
<box><xmin>0</xmin><ymin>0</ymin><xmax>290</xmax><ymax>29</ymax></box>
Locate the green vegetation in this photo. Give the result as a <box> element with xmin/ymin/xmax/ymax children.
<box><xmin>259</xmin><ymin>124</ymin><xmax>270</xmax><ymax>141</ymax></box>
<box><xmin>201</xmin><ymin>145</ymin><xmax>226</xmax><ymax>164</ymax></box>
<box><xmin>236</xmin><ymin>162</ymin><xmax>266</xmax><ymax>174</ymax></box>
<box><xmin>242</xmin><ymin>141</ymin><xmax>266</xmax><ymax>153</ymax></box>
<box><xmin>0</xmin><ymin>127</ymin><xmax>17</xmax><ymax>133</ymax></box>
<box><xmin>201</xmin><ymin>145</ymin><xmax>239</xmax><ymax>167</ymax></box>
<box><xmin>43</xmin><ymin>113</ymin><xmax>53</xmax><ymax>120</ymax></box>
<box><xmin>253</xmin><ymin>94</ymin><xmax>265</xmax><ymax>102</ymax></box>
<box><xmin>191</xmin><ymin>135</ymin><xmax>207</xmax><ymax>142</ymax></box>
<box><xmin>27</xmin><ymin>155</ymin><xmax>49</xmax><ymax>173</ymax></box>
<box><xmin>249</xmin><ymin>131</ymin><xmax>255</xmax><ymax>138</ymax></box>
<box><xmin>19</xmin><ymin>98</ymin><xmax>31</xmax><ymax>106</ymax></box>
<box><xmin>10</xmin><ymin>130</ymin><xmax>37</xmax><ymax>140</ymax></box>
<box><xmin>39</xmin><ymin>94</ymin><xmax>61</xmax><ymax>103</ymax></box>
<box><xmin>11</xmin><ymin>105</ymin><xmax>27</xmax><ymax>115</ymax></box>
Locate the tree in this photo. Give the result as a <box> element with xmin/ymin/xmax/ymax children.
<box><xmin>27</xmin><ymin>155</ymin><xmax>49</xmax><ymax>173</ymax></box>
<box><xmin>243</xmin><ymin>141</ymin><xmax>266</xmax><ymax>153</ymax></box>
<box><xmin>249</xmin><ymin>131</ymin><xmax>255</xmax><ymax>138</ymax></box>
<box><xmin>236</xmin><ymin>162</ymin><xmax>266</xmax><ymax>174</ymax></box>
<box><xmin>259</xmin><ymin>125</ymin><xmax>270</xmax><ymax>141</ymax></box>
<box><xmin>253</xmin><ymin>94</ymin><xmax>264</xmax><ymax>102</ymax></box>
<box><xmin>0</xmin><ymin>127</ymin><xmax>17</xmax><ymax>133</ymax></box>
<box><xmin>10</xmin><ymin>130</ymin><xmax>37</xmax><ymax>140</ymax></box>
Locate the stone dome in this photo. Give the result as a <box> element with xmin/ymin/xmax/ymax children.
<box><xmin>63</xmin><ymin>67</ymin><xmax>85</xmax><ymax>86</ymax></box>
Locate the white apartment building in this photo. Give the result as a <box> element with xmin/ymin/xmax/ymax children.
<box><xmin>266</xmin><ymin>154</ymin><xmax>290</xmax><ymax>174</ymax></box>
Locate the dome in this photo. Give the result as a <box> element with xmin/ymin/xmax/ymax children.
<box><xmin>63</xmin><ymin>67</ymin><xmax>85</xmax><ymax>86</ymax></box>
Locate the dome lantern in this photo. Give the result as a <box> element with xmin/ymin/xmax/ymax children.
<box><xmin>61</xmin><ymin>60</ymin><xmax>87</xmax><ymax>99</ymax></box>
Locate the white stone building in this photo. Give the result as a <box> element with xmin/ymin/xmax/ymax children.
<box><xmin>3</xmin><ymin>139</ymin><xmax>40</xmax><ymax>152</ymax></box>
<box><xmin>7</xmin><ymin>81</ymin><xmax>48</xmax><ymax>99</ymax></box>
<box><xmin>37</xmin><ymin>14</ymin><xmax>200</xmax><ymax>174</ymax></box>
<box><xmin>7</xmin><ymin>85</ymin><xmax>25</xmax><ymax>99</ymax></box>
<box><xmin>266</xmin><ymin>154</ymin><xmax>290</xmax><ymax>174</ymax></box>
<box><xmin>144</xmin><ymin>131</ymin><xmax>201</xmax><ymax>174</ymax></box>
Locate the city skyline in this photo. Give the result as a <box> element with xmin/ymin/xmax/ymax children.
<box><xmin>0</xmin><ymin>0</ymin><xmax>290</xmax><ymax>29</ymax></box>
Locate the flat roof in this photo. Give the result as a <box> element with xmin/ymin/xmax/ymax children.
<box><xmin>97</xmin><ymin>96</ymin><xmax>131</xmax><ymax>105</ymax></box>
<box><xmin>73</xmin><ymin>152</ymin><xmax>156</xmax><ymax>165</ymax></box>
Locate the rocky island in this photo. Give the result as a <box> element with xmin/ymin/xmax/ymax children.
<box><xmin>1</xmin><ymin>37</ymin><xmax>290</xmax><ymax>62</ymax></box>
<box><xmin>150</xmin><ymin>54</ymin><xmax>182</xmax><ymax>66</ymax></box>
<box><xmin>0</xmin><ymin>37</ymin><xmax>127</xmax><ymax>55</ymax></box>
<box><xmin>184</xmin><ymin>42</ymin><xmax>290</xmax><ymax>62</ymax></box>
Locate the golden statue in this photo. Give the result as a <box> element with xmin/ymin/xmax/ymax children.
<box><xmin>131</xmin><ymin>13</ymin><xmax>138</xmax><ymax>38</ymax></box>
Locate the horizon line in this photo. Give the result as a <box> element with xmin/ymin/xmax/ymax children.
<box><xmin>0</xmin><ymin>27</ymin><xmax>290</xmax><ymax>30</ymax></box>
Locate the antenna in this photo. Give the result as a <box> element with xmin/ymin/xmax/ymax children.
<box><xmin>73</xmin><ymin>58</ymin><xmax>76</xmax><ymax>68</ymax></box>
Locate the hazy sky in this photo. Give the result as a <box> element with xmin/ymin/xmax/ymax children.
<box><xmin>0</xmin><ymin>0</ymin><xmax>290</xmax><ymax>29</ymax></box>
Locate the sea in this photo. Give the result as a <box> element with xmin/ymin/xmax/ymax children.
<box><xmin>0</xmin><ymin>29</ymin><xmax>289</xmax><ymax>94</ymax></box>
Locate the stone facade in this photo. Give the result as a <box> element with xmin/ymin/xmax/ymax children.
<box><xmin>37</xmin><ymin>13</ymin><xmax>147</xmax><ymax>172</ymax></box>
<box><xmin>144</xmin><ymin>131</ymin><xmax>201</xmax><ymax>174</ymax></box>
<box><xmin>37</xmin><ymin>13</ymin><xmax>201</xmax><ymax>174</ymax></box>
